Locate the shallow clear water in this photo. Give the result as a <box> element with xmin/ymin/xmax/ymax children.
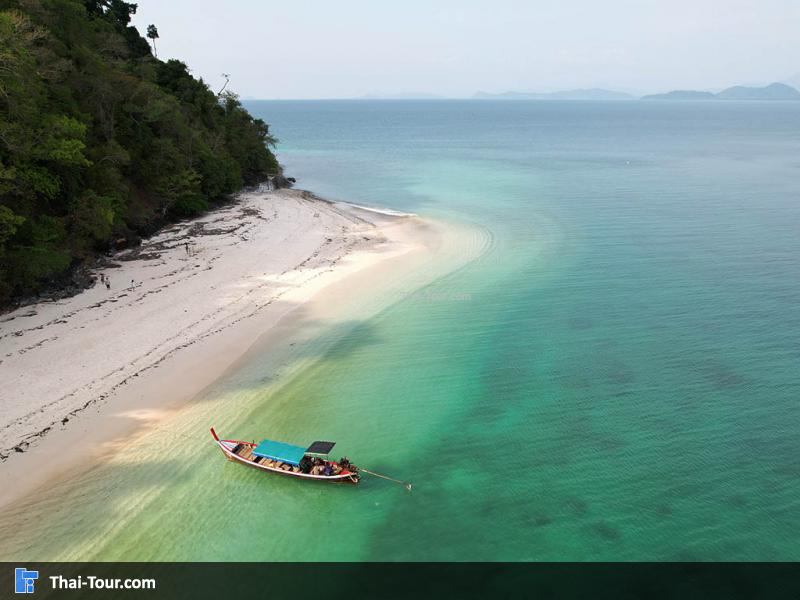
<box><xmin>3</xmin><ymin>100</ymin><xmax>800</xmax><ymax>560</ymax></box>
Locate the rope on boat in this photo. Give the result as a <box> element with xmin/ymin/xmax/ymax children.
<box><xmin>359</xmin><ymin>468</ymin><xmax>412</xmax><ymax>491</ymax></box>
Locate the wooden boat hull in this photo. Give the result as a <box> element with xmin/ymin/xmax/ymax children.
<box><xmin>210</xmin><ymin>428</ymin><xmax>359</xmax><ymax>484</ymax></box>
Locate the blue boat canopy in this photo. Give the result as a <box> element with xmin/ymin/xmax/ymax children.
<box><xmin>252</xmin><ymin>439</ymin><xmax>307</xmax><ymax>466</ymax></box>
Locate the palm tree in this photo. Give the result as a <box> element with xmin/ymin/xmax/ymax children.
<box><xmin>146</xmin><ymin>24</ymin><xmax>159</xmax><ymax>58</ymax></box>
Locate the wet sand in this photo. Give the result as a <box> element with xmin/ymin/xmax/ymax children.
<box><xmin>0</xmin><ymin>188</ymin><xmax>442</xmax><ymax>508</ymax></box>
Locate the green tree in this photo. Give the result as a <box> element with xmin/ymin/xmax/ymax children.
<box><xmin>146</xmin><ymin>23</ymin><xmax>158</xmax><ymax>58</ymax></box>
<box><xmin>0</xmin><ymin>0</ymin><xmax>282</xmax><ymax>304</ymax></box>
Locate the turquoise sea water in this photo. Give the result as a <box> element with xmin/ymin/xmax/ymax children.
<box><xmin>3</xmin><ymin>100</ymin><xmax>800</xmax><ymax>560</ymax></box>
<box><xmin>243</xmin><ymin>100</ymin><xmax>800</xmax><ymax>560</ymax></box>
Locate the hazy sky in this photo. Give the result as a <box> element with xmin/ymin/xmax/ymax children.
<box><xmin>132</xmin><ymin>0</ymin><xmax>800</xmax><ymax>99</ymax></box>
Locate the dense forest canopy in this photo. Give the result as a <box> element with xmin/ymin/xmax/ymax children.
<box><xmin>0</xmin><ymin>0</ymin><xmax>282</xmax><ymax>304</ymax></box>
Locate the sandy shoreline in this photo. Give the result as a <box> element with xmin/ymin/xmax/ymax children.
<box><xmin>0</xmin><ymin>188</ymin><xmax>446</xmax><ymax>508</ymax></box>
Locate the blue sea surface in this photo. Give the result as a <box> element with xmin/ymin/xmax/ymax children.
<box><xmin>3</xmin><ymin>100</ymin><xmax>799</xmax><ymax>561</ymax></box>
<box><xmin>244</xmin><ymin>99</ymin><xmax>800</xmax><ymax>560</ymax></box>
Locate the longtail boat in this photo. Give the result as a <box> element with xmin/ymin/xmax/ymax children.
<box><xmin>210</xmin><ymin>427</ymin><xmax>360</xmax><ymax>484</ymax></box>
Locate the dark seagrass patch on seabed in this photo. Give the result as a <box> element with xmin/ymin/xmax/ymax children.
<box><xmin>564</xmin><ymin>497</ymin><xmax>589</xmax><ymax>517</ymax></box>
<box><xmin>692</xmin><ymin>358</ymin><xmax>750</xmax><ymax>390</ymax></box>
<box><xmin>607</xmin><ymin>367</ymin><xmax>634</xmax><ymax>385</ymax></box>
<box><xmin>589</xmin><ymin>521</ymin><xmax>622</xmax><ymax>541</ymax></box>
<box><xmin>569</xmin><ymin>316</ymin><xmax>594</xmax><ymax>330</ymax></box>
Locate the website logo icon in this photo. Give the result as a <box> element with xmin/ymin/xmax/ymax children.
<box><xmin>14</xmin><ymin>568</ymin><xmax>38</xmax><ymax>594</ymax></box>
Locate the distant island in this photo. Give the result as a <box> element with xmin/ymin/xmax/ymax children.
<box><xmin>351</xmin><ymin>83</ymin><xmax>800</xmax><ymax>102</ymax></box>
<box><xmin>474</xmin><ymin>88</ymin><xmax>635</xmax><ymax>101</ymax></box>
<box><xmin>716</xmin><ymin>83</ymin><xmax>800</xmax><ymax>100</ymax></box>
<box><xmin>642</xmin><ymin>82</ymin><xmax>800</xmax><ymax>101</ymax></box>
<box><xmin>641</xmin><ymin>90</ymin><xmax>717</xmax><ymax>101</ymax></box>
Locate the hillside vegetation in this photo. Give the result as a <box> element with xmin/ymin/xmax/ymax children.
<box><xmin>0</xmin><ymin>0</ymin><xmax>281</xmax><ymax>304</ymax></box>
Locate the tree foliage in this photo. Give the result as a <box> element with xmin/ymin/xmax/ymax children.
<box><xmin>145</xmin><ymin>23</ymin><xmax>157</xmax><ymax>57</ymax></box>
<box><xmin>0</xmin><ymin>0</ymin><xmax>280</xmax><ymax>304</ymax></box>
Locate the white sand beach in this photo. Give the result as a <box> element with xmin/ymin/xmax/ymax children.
<box><xmin>0</xmin><ymin>188</ymin><xmax>455</xmax><ymax>506</ymax></box>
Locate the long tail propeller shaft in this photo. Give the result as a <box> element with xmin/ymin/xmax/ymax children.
<box><xmin>360</xmin><ymin>468</ymin><xmax>412</xmax><ymax>491</ymax></box>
